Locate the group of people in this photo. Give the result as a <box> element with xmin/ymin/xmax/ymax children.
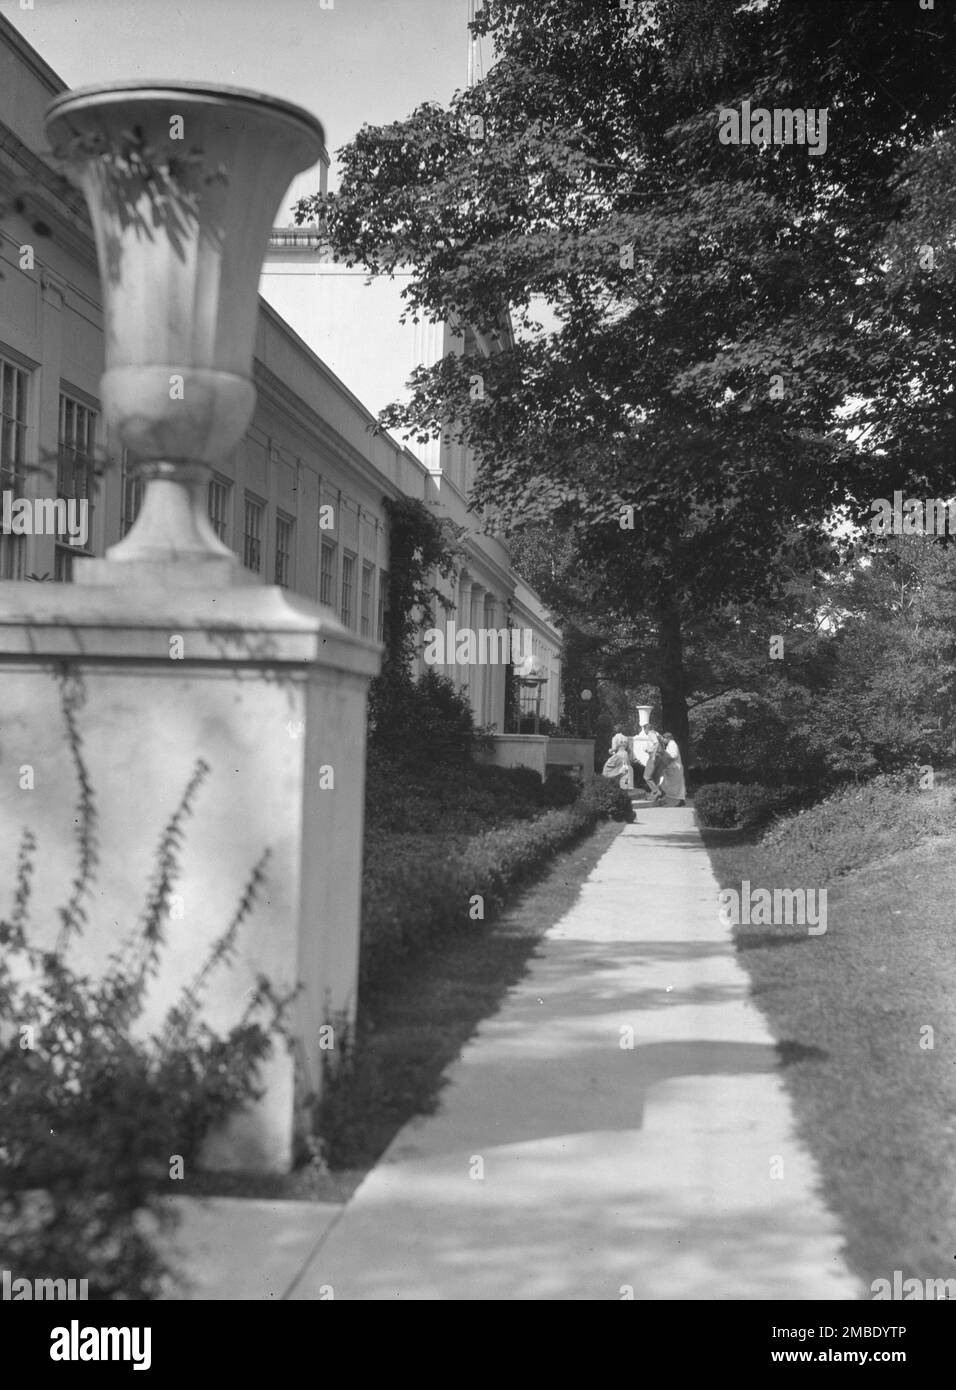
<box><xmin>602</xmin><ymin>727</ymin><xmax>686</xmax><ymax>806</ymax></box>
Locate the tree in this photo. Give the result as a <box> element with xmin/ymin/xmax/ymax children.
<box><xmin>689</xmin><ymin>533</ymin><xmax>956</xmax><ymax>783</ymax></box>
<box><xmin>299</xmin><ymin>0</ymin><xmax>956</xmax><ymax>758</ymax></box>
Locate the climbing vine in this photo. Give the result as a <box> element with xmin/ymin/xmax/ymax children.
<box><xmin>379</xmin><ymin>494</ymin><xmax>462</xmax><ymax>673</ymax></box>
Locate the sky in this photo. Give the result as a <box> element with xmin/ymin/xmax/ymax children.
<box><xmin>2</xmin><ymin>0</ymin><xmax>481</xmax><ymax>187</ymax></box>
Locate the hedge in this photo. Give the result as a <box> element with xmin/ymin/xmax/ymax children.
<box><xmin>360</xmin><ymin>776</ymin><xmax>632</xmax><ymax>989</ymax></box>
<box><xmin>693</xmin><ymin>781</ymin><xmax>811</xmax><ymax>830</ymax></box>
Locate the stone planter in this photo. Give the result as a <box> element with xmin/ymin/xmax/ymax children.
<box><xmin>9</xmin><ymin>82</ymin><xmax>380</xmax><ymax>1174</ymax></box>
<box><xmin>45</xmin><ymin>82</ymin><xmax>325</xmax><ymax>581</ymax></box>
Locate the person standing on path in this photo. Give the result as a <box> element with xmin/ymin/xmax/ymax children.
<box><xmin>602</xmin><ymin>732</ymin><xmax>635</xmax><ymax>790</ymax></box>
<box><xmin>658</xmin><ymin>731</ymin><xmax>687</xmax><ymax>806</ymax></box>
<box><xmin>642</xmin><ymin>730</ymin><xmax>663</xmax><ymax>801</ymax></box>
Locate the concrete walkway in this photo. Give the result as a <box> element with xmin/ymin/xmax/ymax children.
<box><xmin>281</xmin><ymin>808</ymin><xmax>860</xmax><ymax>1301</ymax></box>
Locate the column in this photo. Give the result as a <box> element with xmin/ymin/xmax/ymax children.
<box><xmin>469</xmin><ymin>580</ymin><xmax>485</xmax><ymax>726</ymax></box>
<box><xmin>486</xmin><ymin>594</ymin><xmax>505</xmax><ymax>729</ymax></box>
<box><xmin>456</xmin><ymin>572</ymin><xmax>472</xmax><ymax>698</ymax></box>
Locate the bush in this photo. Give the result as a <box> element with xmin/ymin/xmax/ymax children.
<box><xmin>0</xmin><ymin>681</ymin><xmax>287</xmax><ymax>1300</ymax></box>
<box><xmin>369</xmin><ymin>668</ymin><xmax>480</xmax><ymax>769</ymax></box>
<box><xmin>540</xmin><ymin>769</ymin><xmax>580</xmax><ymax>807</ymax></box>
<box><xmin>359</xmin><ymin>775</ymin><xmax>632</xmax><ymax>989</ymax></box>
<box><xmin>579</xmin><ymin>776</ymin><xmax>634</xmax><ymax>823</ymax></box>
<box><xmin>694</xmin><ymin>781</ymin><xmax>809</xmax><ymax>830</ymax></box>
<box><xmin>735</xmin><ymin>784</ymin><xmax>809</xmax><ymax>829</ymax></box>
<box><xmin>693</xmin><ymin>782</ymin><xmax>741</xmax><ymax>828</ymax></box>
<box><xmin>366</xmin><ymin>755</ymin><xmax>571</xmax><ymax>836</ymax></box>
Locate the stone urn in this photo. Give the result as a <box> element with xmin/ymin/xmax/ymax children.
<box><xmin>631</xmin><ymin>705</ymin><xmax>655</xmax><ymax>768</ymax></box>
<box><xmin>45</xmin><ymin>82</ymin><xmax>325</xmax><ymax>582</ymax></box>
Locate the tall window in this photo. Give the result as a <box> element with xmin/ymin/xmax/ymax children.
<box><xmin>0</xmin><ymin>357</ymin><xmax>28</xmax><ymax>580</ymax></box>
<box><xmin>120</xmin><ymin>451</ymin><xmax>144</xmax><ymax>537</ymax></box>
<box><xmin>377</xmin><ymin>568</ymin><xmax>389</xmax><ymax>643</ymax></box>
<box><xmin>243</xmin><ymin>494</ymin><xmax>264</xmax><ymax>572</ymax></box>
<box><xmin>275</xmin><ymin>513</ymin><xmax>293</xmax><ymax>588</ymax></box>
<box><xmin>208</xmin><ymin>475</ymin><xmax>231</xmax><ymax>542</ymax></box>
<box><xmin>56</xmin><ymin>393</ymin><xmax>97</xmax><ymax>581</ymax></box>
<box><xmin>341</xmin><ymin>552</ymin><xmax>356</xmax><ymax>628</ymax></box>
<box><xmin>319</xmin><ymin>540</ymin><xmax>336</xmax><ymax>608</ymax></box>
<box><xmin>360</xmin><ymin>561</ymin><xmax>374</xmax><ymax>638</ymax></box>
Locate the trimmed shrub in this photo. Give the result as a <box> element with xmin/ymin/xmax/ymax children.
<box><xmin>733</xmin><ymin>784</ymin><xmax>803</xmax><ymax>829</ymax></box>
<box><xmin>579</xmin><ymin>776</ymin><xmax>634</xmax><ymax>823</ymax></box>
<box><xmin>366</xmin><ymin>755</ymin><xmax>573</xmax><ymax>836</ymax></box>
<box><xmin>360</xmin><ymin>775</ymin><xmax>632</xmax><ymax>989</ymax></box>
<box><xmin>693</xmin><ymin>782</ymin><xmax>741</xmax><ymax>828</ymax></box>
<box><xmin>540</xmin><ymin>770</ymin><xmax>580</xmax><ymax>808</ymax></box>
<box><xmin>694</xmin><ymin>781</ymin><xmax>809</xmax><ymax>830</ymax></box>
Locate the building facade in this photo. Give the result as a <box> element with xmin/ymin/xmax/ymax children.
<box><xmin>0</xmin><ymin>14</ymin><xmax>562</xmax><ymax>730</ymax></box>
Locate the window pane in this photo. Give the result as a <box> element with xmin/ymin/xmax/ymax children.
<box><xmin>320</xmin><ymin>541</ymin><xmax>336</xmax><ymax>607</ymax></box>
<box><xmin>56</xmin><ymin>394</ymin><xmax>97</xmax><ymax>557</ymax></box>
<box><xmin>361</xmin><ymin>562</ymin><xmax>373</xmax><ymax>638</ymax></box>
<box><xmin>0</xmin><ymin>360</ymin><xmax>27</xmax><ymax>489</ymax></box>
<box><xmin>208</xmin><ymin>478</ymin><xmax>230</xmax><ymax>541</ymax></box>
<box><xmin>243</xmin><ymin>497</ymin><xmax>263</xmax><ymax>572</ymax></box>
<box><xmin>275</xmin><ymin>514</ymin><xmax>293</xmax><ymax>588</ymax></box>
<box><xmin>341</xmin><ymin>553</ymin><xmax>355</xmax><ymax>628</ymax></box>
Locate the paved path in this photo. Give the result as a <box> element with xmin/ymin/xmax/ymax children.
<box><xmin>286</xmin><ymin>808</ymin><xmax>860</xmax><ymax>1301</ymax></box>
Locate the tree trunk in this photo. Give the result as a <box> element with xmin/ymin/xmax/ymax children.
<box><xmin>656</xmin><ymin>596</ymin><xmax>690</xmax><ymax>765</ymax></box>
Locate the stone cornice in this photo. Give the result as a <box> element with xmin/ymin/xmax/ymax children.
<box><xmin>459</xmin><ymin>536</ymin><xmax>517</xmax><ymax>599</ymax></box>
<box><xmin>0</xmin><ymin>120</ymin><xmax>97</xmax><ymax>271</ymax></box>
<box><xmin>252</xmin><ymin>356</ymin><xmax>421</xmax><ymax>506</ymax></box>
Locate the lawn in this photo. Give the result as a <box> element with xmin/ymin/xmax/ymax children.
<box><xmin>701</xmin><ymin>779</ymin><xmax>956</xmax><ymax>1291</ymax></box>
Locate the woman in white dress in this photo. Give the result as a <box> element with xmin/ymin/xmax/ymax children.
<box><xmin>601</xmin><ymin>732</ymin><xmax>634</xmax><ymax>790</ymax></box>
<box><xmin>657</xmin><ymin>731</ymin><xmax>686</xmax><ymax>806</ymax></box>
<box><xmin>640</xmin><ymin>730</ymin><xmax>663</xmax><ymax>801</ymax></box>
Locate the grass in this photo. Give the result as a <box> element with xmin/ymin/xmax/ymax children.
<box><xmin>701</xmin><ymin>777</ymin><xmax>956</xmax><ymax>1291</ymax></box>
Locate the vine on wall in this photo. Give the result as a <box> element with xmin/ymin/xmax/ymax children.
<box><xmin>379</xmin><ymin>494</ymin><xmax>461</xmax><ymax>674</ymax></box>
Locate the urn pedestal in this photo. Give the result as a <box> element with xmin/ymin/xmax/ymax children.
<box><xmin>0</xmin><ymin>83</ymin><xmax>383</xmax><ymax>1173</ymax></box>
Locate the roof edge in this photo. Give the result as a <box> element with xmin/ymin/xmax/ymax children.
<box><xmin>0</xmin><ymin>13</ymin><xmax>69</xmax><ymax>98</ymax></box>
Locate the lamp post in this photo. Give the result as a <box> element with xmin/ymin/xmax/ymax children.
<box><xmin>580</xmin><ymin>687</ymin><xmax>592</xmax><ymax>738</ymax></box>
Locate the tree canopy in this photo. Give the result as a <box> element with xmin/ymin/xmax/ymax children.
<box><xmin>299</xmin><ymin>0</ymin><xmax>956</xmax><ymax>750</ymax></box>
